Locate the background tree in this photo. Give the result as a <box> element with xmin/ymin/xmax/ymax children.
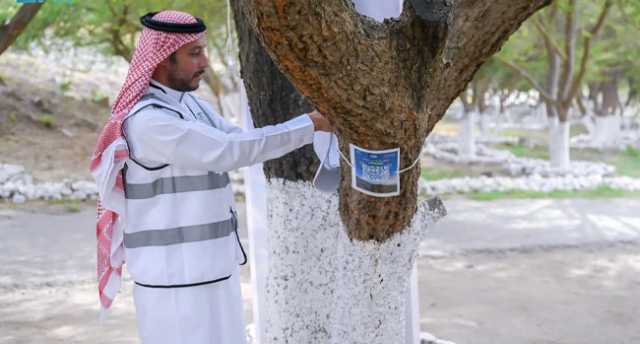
<box><xmin>0</xmin><ymin>3</ymin><xmax>43</xmax><ymax>56</ymax></box>
<box><xmin>1</xmin><ymin>0</ymin><xmax>234</xmax><ymax>114</ymax></box>
<box><xmin>499</xmin><ymin>0</ymin><xmax>613</xmax><ymax>166</ymax></box>
<box><xmin>457</xmin><ymin>62</ymin><xmax>495</xmax><ymax>158</ymax></box>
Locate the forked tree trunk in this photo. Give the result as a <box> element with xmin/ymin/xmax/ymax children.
<box><xmin>234</xmin><ymin>0</ymin><xmax>551</xmax><ymax>241</ymax></box>
<box><xmin>232</xmin><ymin>1</ymin><xmax>550</xmax><ymax>343</ymax></box>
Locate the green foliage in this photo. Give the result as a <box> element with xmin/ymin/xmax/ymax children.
<box><xmin>497</xmin><ymin>0</ymin><xmax>640</xmax><ymax>104</ymax></box>
<box><xmin>497</xmin><ymin>143</ymin><xmax>550</xmax><ymax>160</ymax></box>
<box><xmin>3</xmin><ymin>0</ymin><xmax>229</xmax><ymax>61</ymax></box>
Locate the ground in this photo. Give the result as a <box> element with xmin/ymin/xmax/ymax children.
<box><xmin>1</xmin><ymin>198</ymin><xmax>639</xmax><ymax>344</ymax></box>
<box><xmin>420</xmin><ymin>245</ymin><xmax>640</xmax><ymax>344</ymax></box>
<box><xmin>0</xmin><ymin>50</ymin><xmax>111</xmax><ymax>181</ymax></box>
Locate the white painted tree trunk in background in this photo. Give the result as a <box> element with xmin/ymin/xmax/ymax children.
<box><xmin>580</xmin><ymin>114</ymin><xmax>596</xmax><ymax>138</ymax></box>
<box><xmin>549</xmin><ymin>118</ymin><xmax>571</xmax><ymax>170</ymax></box>
<box><xmin>458</xmin><ymin>111</ymin><xmax>477</xmax><ymax>158</ymax></box>
<box><xmin>263</xmin><ymin>182</ymin><xmax>446</xmax><ymax>344</ymax></box>
<box><xmin>592</xmin><ymin>115</ymin><xmax>621</xmax><ymax>148</ymax></box>
<box><xmin>478</xmin><ymin>111</ymin><xmax>491</xmax><ymax>135</ymax></box>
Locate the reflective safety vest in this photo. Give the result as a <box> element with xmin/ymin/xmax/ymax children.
<box><xmin>121</xmin><ymin>92</ymin><xmax>246</xmax><ymax>288</ymax></box>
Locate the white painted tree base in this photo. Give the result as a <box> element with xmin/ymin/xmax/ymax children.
<box><xmin>458</xmin><ymin>112</ymin><xmax>477</xmax><ymax>158</ymax></box>
<box><xmin>592</xmin><ymin>115</ymin><xmax>622</xmax><ymax>148</ymax></box>
<box><xmin>549</xmin><ymin>120</ymin><xmax>570</xmax><ymax>170</ymax></box>
<box><xmin>262</xmin><ymin>180</ymin><xmax>446</xmax><ymax>344</ymax></box>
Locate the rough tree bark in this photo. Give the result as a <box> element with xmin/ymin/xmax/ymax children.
<box><xmin>231</xmin><ymin>2</ymin><xmax>319</xmax><ymax>182</ymax></box>
<box><xmin>0</xmin><ymin>4</ymin><xmax>43</xmax><ymax>56</ymax></box>
<box><xmin>233</xmin><ymin>0</ymin><xmax>551</xmax><ymax>241</ymax></box>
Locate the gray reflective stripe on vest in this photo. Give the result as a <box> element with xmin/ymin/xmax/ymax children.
<box><xmin>124</xmin><ymin>217</ymin><xmax>235</xmax><ymax>248</ymax></box>
<box><xmin>125</xmin><ymin>172</ymin><xmax>230</xmax><ymax>199</ymax></box>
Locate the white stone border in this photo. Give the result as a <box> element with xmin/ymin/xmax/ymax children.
<box><xmin>421</xmin><ymin>175</ymin><xmax>640</xmax><ymax>195</ymax></box>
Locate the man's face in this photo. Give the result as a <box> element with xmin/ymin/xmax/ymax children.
<box><xmin>166</xmin><ymin>37</ymin><xmax>209</xmax><ymax>92</ymax></box>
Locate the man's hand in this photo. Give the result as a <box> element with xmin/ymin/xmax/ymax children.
<box><xmin>308</xmin><ymin>110</ymin><xmax>333</xmax><ymax>132</ymax></box>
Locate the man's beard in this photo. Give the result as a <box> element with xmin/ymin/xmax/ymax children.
<box><xmin>167</xmin><ymin>70</ymin><xmax>204</xmax><ymax>92</ymax></box>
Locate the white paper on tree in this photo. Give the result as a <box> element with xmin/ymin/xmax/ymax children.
<box><xmin>350</xmin><ymin>144</ymin><xmax>400</xmax><ymax>197</ymax></box>
<box><xmin>312</xmin><ymin>132</ymin><xmax>341</xmax><ymax>193</ymax></box>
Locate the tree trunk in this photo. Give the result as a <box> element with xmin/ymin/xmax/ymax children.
<box><xmin>459</xmin><ymin>110</ymin><xmax>477</xmax><ymax>158</ymax></box>
<box><xmin>0</xmin><ymin>4</ymin><xmax>43</xmax><ymax>56</ymax></box>
<box><xmin>235</xmin><ymin>0</ymin><xmax>550</xmax><ymax>241</ymax></box>
<box><xmin>231</xmin><ymin>1</ymin><xmax>319</xmax><ymax>182</ymax></box>
<box><xmin>232</xmin><ymin>1</ymin><xmax>549</xmax><ymax>343</ymax></box>
<box><xmin>592</xmin><ymin>115</ymin><xmax>621</xmax><ymax>148</ymax></box>
<box><xmin>589</xmin><ymin>77</ymin><xmax>622</xmax><ymax>148</ymax></box>
<box><xmin>549</xmin><ymin>116</ymin><xmax>570</xmax><ymax>170</ymax></box>
<box><xmin>457</xmin><ymin>92</ymin><xmax>476</xmax><ymax>158</ymax></box>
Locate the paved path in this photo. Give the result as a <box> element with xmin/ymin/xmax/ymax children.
<box><xmin>1</xmin><ymin>198</ymin><xmax>639</xmax><ymax>343</ymax></box>
<box><xmin>422</xmin><ymin>198</ymin><xmax>640</xmax><ymax>256</ymax></box>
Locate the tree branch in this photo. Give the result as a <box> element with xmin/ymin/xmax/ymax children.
<box><xmin>0</xmin><ymin>4</ymin><xmax>43</xmax><ymax>56</ymax></box>
<box><xmin>532</xmin><ymin>16</ymin><xmax>566</xmax><ymax>61</ymax></box>
<box><xmin>426</xmin><ymin>0</ymin><xmax>551</xmax><ymax>121</ymax></box>
<box><xmin>565</xmin><ymin>0</ymin><xmax>613</xmax><ymax>105</ymax></box>
<box><xmin>495</xmin><ymin>55</ymin><xmax>557</xmax><ymax>106</ymax></box>
<box><xmin>559</xmin><ymin>0</ymin><xmax>577</xmax><ymax>101</ymax></box>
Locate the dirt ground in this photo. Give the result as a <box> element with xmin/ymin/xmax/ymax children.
<box><xmin>1</xmin><ymin>201</ymin><xmax>639</xmax><ymax>344</ymax></box>
<box><xmin>0</xmin><ymin>54</ymin><xmax>109</xmax><ymax>181</ymax></box>
<box><xmin>419</xmin><ymin>245</ymin><xmax>640</xmax><ymax>344</ymax></box>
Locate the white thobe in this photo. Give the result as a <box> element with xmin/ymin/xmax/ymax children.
<box><xmin>123</xmin><ymin>80</ymin><xmax>315</xmax><ymax>344</ymax></box>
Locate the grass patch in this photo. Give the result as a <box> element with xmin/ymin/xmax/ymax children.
<box><xmin>614</xmin><ymin>147</ymin><xmax>640</xmax><ymax>178</ymax></box>
<box><xmin>47</xmin><ymin>199</ymin><xmax>83</xmax><ymax>212</ymax></box>
<box><xmin>497</xmin><ymin>143</ymin><xmax>549</xmax><ymax>160</ymax></box>
<box><xmin>421</xmin><ymin>167</ymin><xmax>466</xmax><ymax>181</ymax></box>
<box><xmin>468</xmin><ymin>185</ymin><xmax>640</xmax><ymax>201</ymax></box>
<box><xmin>38</xmin><ymin>113</ymin><xmax>56</xmax><ymax>128</ymax></box>
<box><xmin>499</xmin><ymin>128</ymin><xmax>547</xmax><ymax>142</ymax></box>
<box><xmin>570</xmin><ymin>123</ymin><xmax>588</xmax><ymax>137</ymax></box>
<box><xmin>572</xmin><ymin>146</ymin><xmax>640</xmax><ymax>178</ymax></box>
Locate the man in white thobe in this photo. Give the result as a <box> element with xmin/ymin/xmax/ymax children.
<box><xmin>91</xmin><ymin>10</ymin><xmax>331</xmax><ymax>344</ymax></box>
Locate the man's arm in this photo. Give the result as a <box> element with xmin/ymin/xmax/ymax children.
<box><xmin>191</xmin><ymin>95</ymin><xmax>332</xmax><ymax>133</ymax></box>
<box><xmin>124</xmin><ymin>107</ymin><xmax>322</xmax><ymax>173</ymax></box>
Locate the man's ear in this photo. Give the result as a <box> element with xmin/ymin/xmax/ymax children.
<box><xmin>157</xmin><ymin>58</ymin><xmax>170</xmax><ymax>70</ymax></box>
